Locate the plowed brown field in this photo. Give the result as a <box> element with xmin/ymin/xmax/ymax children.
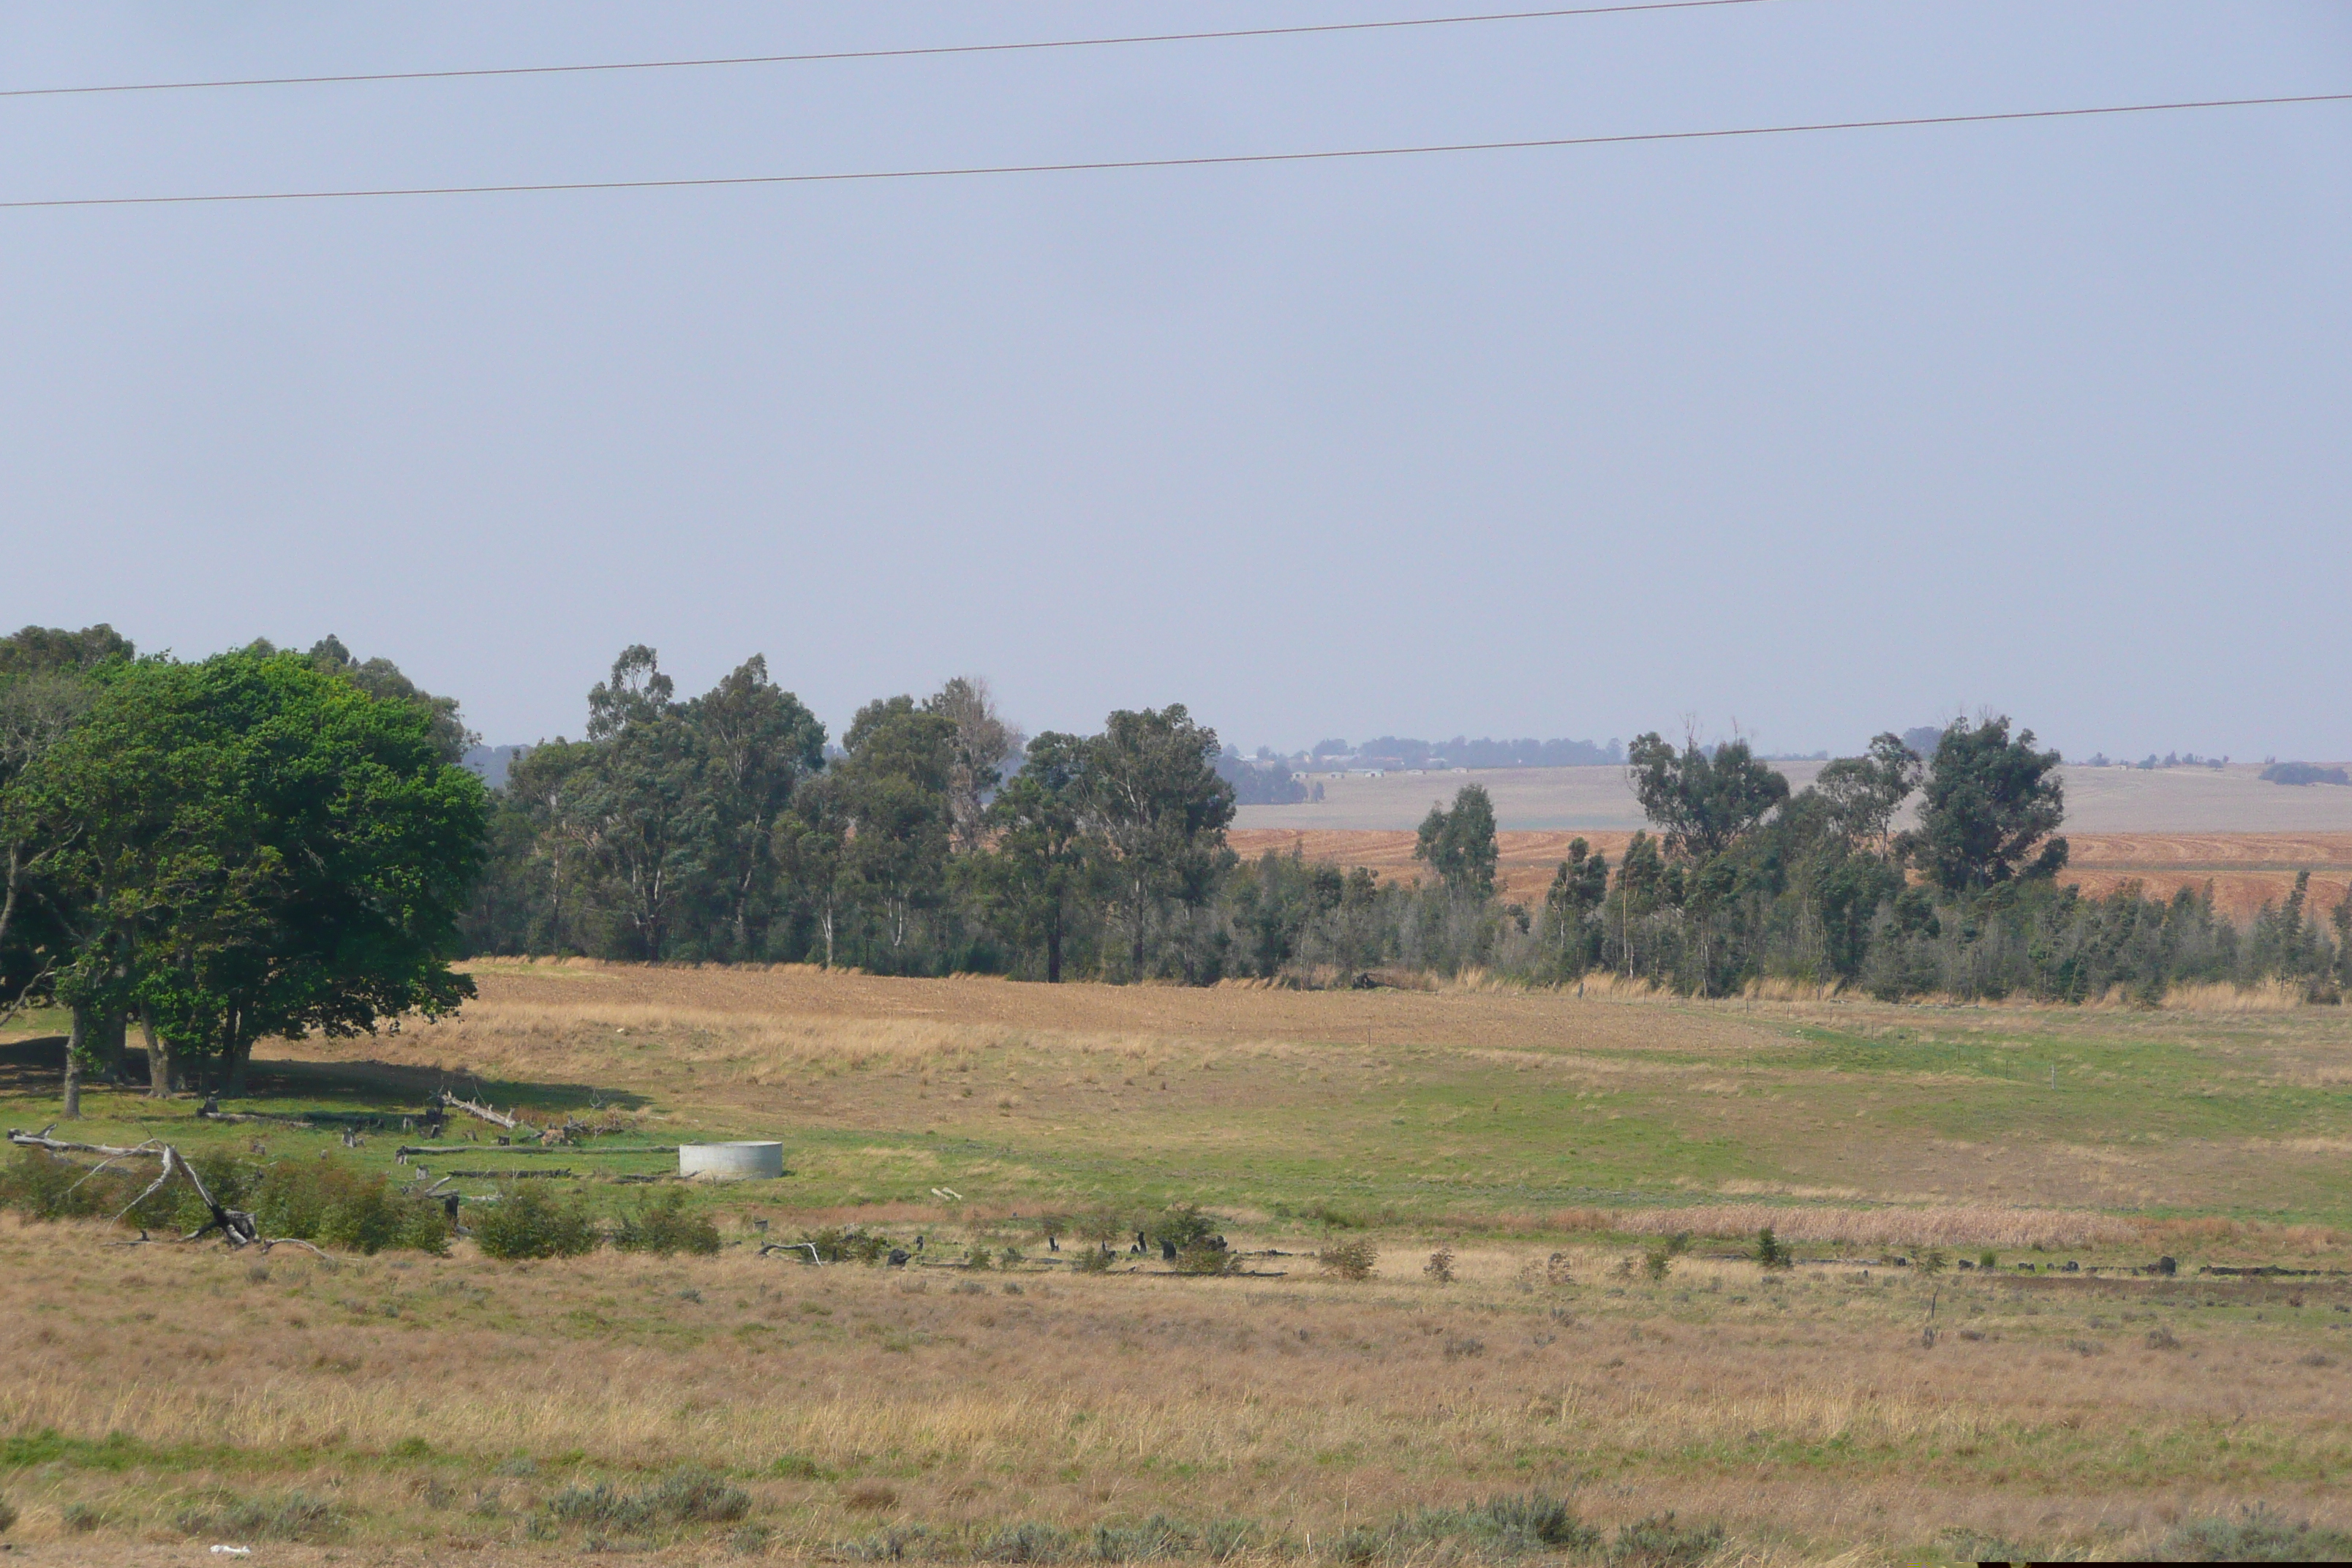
<box><xmin>1229</xmin><ymin>829</ymin><xmax>2352</xmax><ymax>919</ymax></box>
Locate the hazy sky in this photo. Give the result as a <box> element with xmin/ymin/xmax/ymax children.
<box><xmin>7</xmin><ymin>4</ymin><xmax>2348</xmax><ymax>760</ymax></box>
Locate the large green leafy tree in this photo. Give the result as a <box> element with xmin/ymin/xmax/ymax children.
<box><xmin>0</xmin><ymin>626</ymin><xmax>138</xmax><ymax>1103</ymax></box>
<box><xmin>979</xmin><ymin>732</ymin><xmax>1091</xmax><ymax>981</ymax></box>
<box><xmin>1414</xmin><ymin>783</ymin><xmax>1499</xmax><ymax>900</ymax></box>
<box><xmin>298</xmin><ymin>634</ymin><xmax>476</xmax><ymax>764</ymax></box>
<box><xmin>24</xmin><ymin>649</ymin><xmax>487</xmax><ymax>1096</ymax></box>
<box><xmin>1899</xmin><ymin>717</ymin><xmax>2067</xmax><ymax>893</ymax></box>
<box><xmin>1078</xmin><ymin>705</ymin><xmax>1235</xmax><ymax>979</ymax></box>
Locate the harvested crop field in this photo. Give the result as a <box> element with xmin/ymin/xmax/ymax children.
<box><xmin>6</xmin><ymin>964</ymin><xmax>2352</xmax><ymax>1562</ymax></box>
<box><xmin>1228</xmin><ymin>829</ymin><xmax>2352</xmax><ymax>920</ymax></box>
<box><xmin>1237</xmin><ymin>762</ymin><xmax>2352</xmax><ymax>837</ymax></box>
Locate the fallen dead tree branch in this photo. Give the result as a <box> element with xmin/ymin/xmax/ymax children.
<box><xmin>10</xmin><ymin>1126</ymin><xmax>260</xmax><ymax>1250</ymax></box>
<box><xmin>10</xmin><ymin>1125</ymin><xmax>162</xmax><ymax>1159</ymax></box>
<box><xmin>437</xmin><ymin>1089</ymin><xmax>524</xmax><ymax>1132</ymax></box>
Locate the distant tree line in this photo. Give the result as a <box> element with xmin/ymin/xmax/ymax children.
<box><xmin>1411</xmin><ymin>721</ymin><xmax>2352</xmax><ymax>1003</ymax></box>
<box><xmin>461</xmin><ymin>650</ymin><xmax>1243</xmax><ymax>983</ymax></box>
<box><xmin>8</xmin><ymin>625</ymin><xmax>2348</xmax><ymax>1065</ymax></box>
<box><xmin>1308</xmin><ymin>735</ymin><xmax>1622</xmax><ymax>770</ymax></box>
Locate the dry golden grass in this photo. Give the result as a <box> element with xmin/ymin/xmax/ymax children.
<box><xmin>5</xmin><ymin>1212</ymin><xmax>2351</xmax><ymax>1564</ymax></box>
<box><xmin>13</xmin><ymin>964</ymin><xmax>2352</xmax><ymax>1562</ymax></box>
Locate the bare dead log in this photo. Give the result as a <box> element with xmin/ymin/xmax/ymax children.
<box><xmin>437</xmin><ymin>1090</ymin><xmax>523</xmax><ymax>1132</ymax></box>
<box><xmin>395</xmin><ymin>1144</ymin><xmax>678</xmax><ymax>1157</ymax></box>
<box><xmin>760</xmin><ymin>1241</ymin><xmax>823</xmax><ymax>1264</ymax></box>
<box><xmin>10</xmin><ymin>1125</ymin><xmax>164</xmax><ymax>1158</ymax></box>
<box><xmin>11</xmin><ymin>1126</ymin><xmax>263</xmax><ymax>1247</ymax></box>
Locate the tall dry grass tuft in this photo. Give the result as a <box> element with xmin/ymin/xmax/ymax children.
<box><xmin>2157</xmin><ymin>979</ymin><xmax>2310</xmax><ymax>1012</ymax></box>
<box><xmin>1504</xmin><ymin>1203</ymin><xmax>2144</xmax><ymax>1251</ymax></box>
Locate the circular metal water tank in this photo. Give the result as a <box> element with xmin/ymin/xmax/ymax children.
<box><xmin>678</xmin><ymin>1141</ymin><xmax>783</xmax><ymax>1180</ymax></box>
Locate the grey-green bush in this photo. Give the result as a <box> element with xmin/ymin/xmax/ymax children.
<box><xmin>613</xmin><ymin>1188</ymin><xmax>720</xmax><ymax>1256</ymax></box>
<box><xmin>471</xmin><ymin>1182</ymin><xmax>598</xmax><ymax>1260</ymax></box>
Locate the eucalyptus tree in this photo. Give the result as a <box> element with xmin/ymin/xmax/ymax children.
<box><xmin>979</xmin><ymin>732</ymin><xmax>1090</xmax><ymax>981</ymax></box>
<box><xmin>570</xmin><ymin>647</ymin><xmax>711</xmax><ymax>960</ymax></box>
<box><xmin>1626</xmin><ymin>732</ymin><xmax>1790</xmax><ymax>862</ymax></box>
<box><xmin>689</xmin><ymin>656</ymin><xmax>825</xmax><ymax>957</ymax></box>
<box><xmin>1814</xmin><ymin>732</ymin><xmax>1923</xmax><ymax>853</ymax></box>
<box><xmin>927</xmin><ymin>676</ymin><xmax>1019</xmax><ymax>854</ymax></box>
<box><xmin>1414</xmin><ymin>783</ymin><xmax>1499</xmax><ymax>900</ymax></box>
<box><xmin>1077</xmin><ymin>705</ymin><xmax>1235</xmax><ymax>979</ymax></box>
<box><xmin>1899</xmin><ymin>717</ymin><xmax>2067</xmax><ymax>892</ymax></box>
<box><xmin>829</xmin><ymin>696</ymin><xmax>957</xmax><ymax>965</ymax></box>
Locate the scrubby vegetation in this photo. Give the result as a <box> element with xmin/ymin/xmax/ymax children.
<box><xmin>469</xmin><ymin>1181</ymin><xmax>600</xmax><ymax>1260</ymax></box>
<box><xmin>0</xmin><ymin>1147</ymin><xmax>448</xmax><ymax>1254</ymax></box>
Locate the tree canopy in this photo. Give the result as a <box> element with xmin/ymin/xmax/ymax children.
<box><xmin>21</xmin><ymin>649</ymin><xmax>486</xmax><ymax>1093</ymax></box>
<box><xmin>1900</xmin><ymin>717</ymin><xmax>2068</xmax><ymax>892</ymax></box>
<box><xmin>1626</xmin><ymin>733</ymin><xmax>1790</xmax><ymax>861</ymax></box>
<box><xmin>1414</xmin><ymin>783</ymin><xmax>1499</xmax><ymax>900</ymax></box>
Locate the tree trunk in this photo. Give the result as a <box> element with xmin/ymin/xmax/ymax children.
<box><xmin>142</xmin><ymin>1006</ymin><xmax>181</xmax><ymax>1096</ymax></box>
<box><xmin>1130</xmin><ymin>879</ymin><xmax>1147</xmax><ymax>979</ymax></box>
<box><xmin>1046</xmin><ymin>908</ymin><xmax>1063</xmax><ymax>984</ymax></box>
<box><xmin>93</xmin><ymin>1010</ymin><xmax>127</xmax><ymax>1082</ymax></box>
<box><xmin>0</xmin><ymin>840</ymin><xmax>20</xmax><ymax>957</ymax></box>
<box><xmin>62</xmin><ymin>1006</ymin><xmax>86</xmax><ymax>1119</ymax></box>
<box><xmin>225</xmin><ymin>1025</ymin><xmax>252</xmax><ymax>1097</ymax></box>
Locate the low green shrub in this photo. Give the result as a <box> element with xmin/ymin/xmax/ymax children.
<box><xmin>546</xmin><ymin>1466</ymin><xmax>750</xmax><ymax>1534</ymax></box>
<box><xmin>1316</xmin><ymin>1240</ymin><xmax>1377</xmax><ymax>1281</ymax></box>
<box><xmin>472</xmin><ymin>1182</ymin><xmax>599</xmax><ymax>1260</ymax></box>
<box><xmin>803</xmin><ymin>1226</ymin><xmax>898</xmax><ymax>1263</ymax></box>
<box><xmin>0</xmin><ymin>1148</ymin><xmax>140</xmax><ymax>1221</ymax></box>
<box><xmin>1147</xmin><ymin>1205</ymin><xmax>1220</xmax><ymax>1251</ymax></box>
<box><xmin>614</xmin><ymin>1188</ymin><xmax>720</xmax><ymax>1256</ymax></box>
<box><xmin>1606</xmin><ymin>1512</ymin><xmax>1725</xmax><ymax>1567</ymax></box>
<box><xmin>1</xmin><ymin>1149</ymin><xmax>445</xmax><ymax>1254</ymax></box>
<box><xmin>1174</xmin><ymin>1242</ymin><xmax>1237</xmax><ymax>1276</ymax></box>
<box><xmin>1091</xmin><ymin>1514</ymin><xmax>1194</xmax><ymax>1559</ymax></box>
<box><xmin>1339</xmin><ymin>1494</ymin><xmax>1597</xmax><ymax>1561</ymax></box>
<box><xmin>2159</xmin><ymin>1504</ymin><xmax>2352</xmax><ymax>1562</ymax></box>
<box><xmin>975</xmin><ymin>1520</ymin><xmax>1071</xmax><ymax>1562</ymax></box>
<box><xmin>173</xmin><ymin>1490</ymin><xmax>347</xmax><ymax>1542</ymax></box>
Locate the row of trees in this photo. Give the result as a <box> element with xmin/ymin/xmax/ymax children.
<box><xmin>462</xmin><ymin>650</ymin><xmax>1242</xmax><ymax>982</ymax></box>
<box><xmin>8</xmin><ymin>625</ymin><xmax>2348</xmax><ymax>1109</ymax></box>
<box><xmin>461</xmin><ymin>649</ymin><xmax>2352</xmax><ymax>1003</ymax></box>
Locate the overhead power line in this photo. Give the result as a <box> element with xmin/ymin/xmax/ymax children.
<box><xmin>3</xmin><ymin>91</ymin><xmax>2343</xmax><ymax>211</ymax></box>
<box><xmin>1</xmin><ymin>1</ymin><xmax>1766</xmax><ymax>100</ymax></box>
